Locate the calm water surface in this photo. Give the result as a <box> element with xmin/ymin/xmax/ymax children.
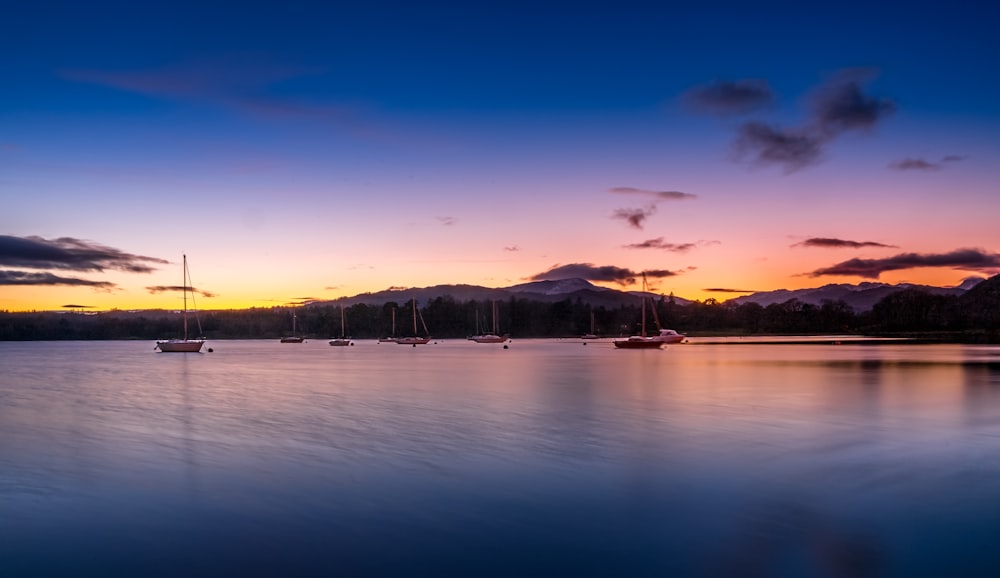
<box><xmin>2</xmin><ymin>339</ymin><xmax>1000</xmax><ymax>577</ymax></box>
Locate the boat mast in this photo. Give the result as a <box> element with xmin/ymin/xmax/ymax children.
<box><xmin>182</xmin><ymin>254</ymin><xmax>189</xmax><ymax>341</ymax></box>
<box><xmin>340</xmin><ymin>304</ymin><xmax>346</xmax><ymax>338</ymax></box>
<box><xmin>492</xmin><ymin>300</ymin><xmax>498</xmax><ymax>334</ymax></box>
<box><xmin>412</xmin><ymin>298</ymin><xmax>418</xmax><ymax>336</ymax></box>
<box><xmin>640</xmin><ymin>272</ymin><xmax>647</xmax><ymax>338</ymax></box>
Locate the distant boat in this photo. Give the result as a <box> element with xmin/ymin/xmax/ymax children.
<box><xmin>280</xmin><ymin>309</ymin><xmax>304</xmax><ymax>343</ymax></box>
<box><xmin>378</xmin><ymin>306</ymin><xmax>397</xmax><ymax>343</ymax></box>
<box><xmin>396</xmin><ymin>298</ymin><xmax>431</xmax><ymax>345</ymax></box>
<box><xmin>468</xmin><ymin>300</ymin><xmax>507</xmax><ymax>343</ymax></box>
<box><xmin>581</xmin><ymin>310</ymin><xmax>599</xmax><ymax>339</ymax></box>
<box><xmin>155</xmin><ymin>254</ymin><xmax>205</xmax><ymax>353</ymax></box>
<box><xmin>329</xmin><ymin>304</ymin><xmax>353</xmax><ymax>346</ymax></box>
<box><xmin>614</xmin><ymin>273</ymin><xmax>668</xmax><ymax>350</ymax></box>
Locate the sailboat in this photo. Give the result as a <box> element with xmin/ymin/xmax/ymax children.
<box><xmin>329</xmin><ymin>304</ymin><xmax>352</xmax><ymax>346</ymax></box>
<box><xmin>280</xmin><ymin>309</ymin><xmax>305</xmax><ymax>343</ymax></box>
<box><xmin>396</xmin><ymin>298</ymin><xmax>431</xmax><ymax>345</ymax></box>
<box><xmin>581</xmin><ymin>309</ymin><xmax>599</xmax><ymax>339</ymax></box>
<box><xmin>378</xmin><ymin>307</ymin><xmax>397</xmax><ymax>343</ymax></box>
<box><xmin>468</xmin><ymin>300</ymin><xmax>507</xmax><ymax>343</ymax></box>
<box><xmin>614</xmin><ymin>273</ymin><xmax>668</xmax><ymax>350</ymax></box>
<box><xmin>155</xmin><ymin>254</ymin><xmax>205</xmax><ymax>352</ymax></box>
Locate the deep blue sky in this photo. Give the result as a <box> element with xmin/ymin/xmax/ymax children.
<box><xmin>3</xmin><ymin>0</ymin><xmax>999</xmax><ymax>310</ymax></box>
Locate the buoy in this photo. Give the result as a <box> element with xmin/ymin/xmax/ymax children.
<box><xmin>207</xmin><ymin>348</ymin><xmax>214</xmax><ymax>353</ymax></box>
<box><xmin>503</xmin><ymin>344</ymin><xmax>508</xmax><ymax>349</ymax></box>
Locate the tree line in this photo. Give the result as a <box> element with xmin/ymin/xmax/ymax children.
<box><xmin>3</xmin><ymin>275</ymin><xmax>999</xmax><ymax>342</ymax></box>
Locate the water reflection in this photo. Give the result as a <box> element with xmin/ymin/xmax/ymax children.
<box><xmin>2</xmin><ymin>340</ymin><xmax>1000</xmax><ymax>577</ymax></box>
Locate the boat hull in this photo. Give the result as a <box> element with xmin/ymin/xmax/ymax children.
<box><xmin>613</xmin><ymin>338</ymin><xmax>664</xmax><ymax>349</ymax></box>
<box><xmin>468</xmin><ymin>334</ymin><xmax>507</xmax><ymax>343</ymax></box>
<box><xmin>156</xmin><ymin>340</ymin><xmax>205</xmax><ymax>352</ymax></box>
<box><xmin>396</xmin><ymin>337</ymin><xmax>431</xmax><ymax>345</ymax></box>
<box><xmin>329</xmin><ymin>339</ymin><xmax>352</xmax><ymax>346</ymax></box>
<box><xmin>280</xmin><ymin>337</ymin><xmax>304</xmax><ymax>343</ymax></box>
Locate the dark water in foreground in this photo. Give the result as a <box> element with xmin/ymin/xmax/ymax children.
<box><xmin>2</xmin><ymin>339</ymin><xmax>1000</xmax><ymax>577</ymax></box>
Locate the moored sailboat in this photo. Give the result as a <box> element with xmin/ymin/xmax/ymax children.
<box><xmin>329</xmin><ymin>304</ymin><xmax>353</xmax><ymax>346</ymax></box>
<box><xmin>614</xmin><ymin>273</ymin><xmax>666</xmax><ymax>350</ymax></box>
<box><xmin>378</xmin><ymin>306</ymin><xmax>398</xmax><ymax>343</ymax></box>
<box><xmin>468</xmin><ymin>300</ymin><xmax>507</xmax><ymax>343</ymax></box>
<box><xmin>155</xmin><ymin>254</ymin><xmax>205</xmax><ymax>353</ymax></box>
<box><xmin>396</xmin><ymin>298</ymin><xmax>431</xmax><ymax>345</ymax></box>
<box><xmin>280</xmin><ymin>309</ymin><xmax>305</xmax><ymax>343</ymax></box>
<box><xmin>581</xmin><ymin>310</ymin><xmax>599</xmax><ymax>339</ymax></box>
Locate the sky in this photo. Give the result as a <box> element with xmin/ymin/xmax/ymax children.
<box><xmin>2</xmin><ymin>0</ymin><xmax>999</xmax><ymax>311</ymax></box>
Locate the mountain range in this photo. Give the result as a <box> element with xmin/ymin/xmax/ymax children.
<box><xmin>307</xmin><ymin>277</ymin><xmax>986</xmax><ymax>312</ymax></box>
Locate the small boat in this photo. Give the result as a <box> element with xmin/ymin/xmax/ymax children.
<box><xmin>156</xmin><ymin>254</ymin><xmax>206</xmax><ymax>353</ymax></box>
<box><xmin>468</xmin><ymin>300</ymin><xmax>507</xmax><ymax>343</ymax></box>
<box><xmin>396</xmin><ymin>298</ymin><xmax>431</xmax><ymax>345</ymax></box>
<box><xmin>614</xmin><ymin>273</ymin><xmax>668</xmax><ymax>350</ymax></box>
<box><xmin>329</xmin><ymin>304</ymin><xmax>353</xmax><ymax>346</ymax></box>
<box><xmin>280</xmin><ymin>309</ymin><xmax>305</xmax><ymax>343</ymax></box>
<box><xmin>655</xmin><ymin>328</ymin><xmax>686</xmax><ymax>344</ymax></box>
<box><xmin>378</xmin><ymin>307</ymin><xmax>397</xmax><ymax>343</ymax></box>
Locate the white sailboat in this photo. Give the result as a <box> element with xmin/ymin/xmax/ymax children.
<box><xmin>581</xmin><ymin>310</ymin><xmax>599</xmax><ymax>339</ymax></box>
<box><xmin>378</xmin><ymin>306</ymin><xmax>397</xmax><ymax>343</ymax></box>
<box><xmin>280</xmin><ymin>309</ymin><xmax>305</xmax><ymax>343</ymax></box>
<box><xmin>155</xmin><ymin>254</ymin><xmax>205</xmax><ymax>352</ymax></box>
<box><xmin>329</xmin><ymin>304</ymin><xmax>352</xmax><ymax>346</ymax></box>
<box><xmin>468</xmin><ymin>300</ymin><xmax>507</xmax><ymax>343</ymax></box>
<box><xmin>396</xmin><ymin>298</ymin><xmax>431</xmax><ymax>345</ymax></box>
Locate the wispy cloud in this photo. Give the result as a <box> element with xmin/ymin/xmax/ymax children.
<box><xmin>0</xmin><ymin>235</ymin><xmax>169</xmax><ymax>273</ymax></box>
<box><xmin>145</xmin><ymin>285</ymin><xmax>216</xmax><ymax>298</ymax></box>
<box><xmin>0</xmin><ymin>270</ymin><xmax>115</xmax><ymax>288</ymax></box>
<box><xmin>610</xmin><ymin>187</ymin><xmax>697</xmax><ymax>201</ymax></box>
<box><xmin>807</xmin><ymin>248</ymin><xmax>1000</xmax><ymax>279</ymax></box>
<box><xmin>529</xmin><ymin>263</ymin><xmax>679</xmax><ymax>286</ymax></box>
<box><xmin>793</xmin><ymin>237</ymin><xmax>897</xmax><ymax>249</ymax></box>
<box><xmin>889</xmin><ymin>156</ymin><xmax>966</xmax><ymax>171</ymax></box>
<box><xmin>612</xmin><ymin>205</ymin><xmax>657</xmax><ymax>229</ymax></box>
<box><xmin>504</xmin><ymin>245</ymin><xmax>520</xmax><ymax>252</ymax></box>
<box><xmin>681</xmin><ymin>78</ymin><xmax>775</xmax><ymax>116</ymax></box>
<box><xmin>733</xmin><ymin>68</ymin><xmax>895</xmax><ymax>173</ymax></box>
<box><xmin>436</xmin><ymin>216</ymin><xmax>458</xmax><ymax>226</ymax></box>
<box><xmin>623</xmin><ymin>238</ymin><xmax>720</xmax><ymax>252</ymax></box>
<box><xmin>60</xmin><ymin>57</ymin><xmax>375</xmax><ymax>135</ymax></box>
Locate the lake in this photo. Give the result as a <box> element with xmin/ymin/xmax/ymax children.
<box><xmin>2</xmin><ymin>338</ymin><xmax>1000</xmax><ymax>577</ymax></box>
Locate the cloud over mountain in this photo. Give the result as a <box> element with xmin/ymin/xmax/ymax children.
<box><xmin>530</xmin><ymin>263</ymin><xmax>678</xmax><ymax>285</ymax></box>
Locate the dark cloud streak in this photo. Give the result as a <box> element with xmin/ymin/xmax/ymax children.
<box><xmin>624</xmin><ymin>238</ymin><xmax>697</xmax><ymax>252</ymax></box>
<box><xmin>0</xmin><ymin>235</ymin><xmax>169</xmax><ymax>273</ymax></box>
<box><xmin>610</xmin><ymin>187</ymin><xmax>697</xmax><ymax>200</ymax></box>
<box><xmin>794</xmin><ymin>237</ymin><xmax>897</xmax><ymax>249</ymax></box>
<box><xmin>0</xmin><ymin>270</ymin><xmax>115</xmax><ymax>288</ymax></box>
<box><xmin>145</xmin><ymin>285</ymin><xmax>217</xmax><ymax>298</ymax></box>
<box><xmin>808</xmin><ymin>248</ymin><xmax>1000</xmax><ymax>279</ymax></box>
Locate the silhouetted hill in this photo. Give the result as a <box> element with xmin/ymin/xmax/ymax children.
<box><xmin>306</xmin><ymin>278</ymin><xmax>692</xmax><ymax>309</ymax></box>
<box><xmin>954</xmin><ymin>274</ymin><xmax>1000</xmax><ymax>327</ymax></box>
<box><xmin>730</xmin><ymin>279</ymin><xmax>980</xmax><ymax>312</ymax></box>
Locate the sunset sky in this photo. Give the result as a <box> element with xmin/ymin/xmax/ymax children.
<box><xmin>3</xmin><ymin>0</ymin><xmax>999</xmax><ymax>311</ymax></box>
